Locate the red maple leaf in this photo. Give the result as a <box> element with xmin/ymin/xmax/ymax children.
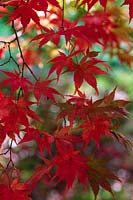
<box><xmin>48</xmin><ymin>53</ymin><xmax>109</xmax><ymax>94</ymax></box>
<box><xmin>0</xmin><ymin>178</ymin><xmax>32</xmax><ymax>200</ymax></box>
<box><xmin>20</xmin><ymin>127</ymin><xmax>54</xmax><ymax>154</ymax></box>
<box><xmin>56</xmin><ymin>89</ymin><xmax>128</xmax><ymax>148</ymax></box>
<box><xmin>72</xmin><ymin>57</ymin><xmax>109</xmax><ymax>94</ymax></box>
<box><xmin>0</xmin><ymin>70</ymin><xmax>32</xmax><ymax>93</ymax></box>
<box><xmin>0</xmin><ymin>97</ymin><xmax>41</xmax><ymax>141</ymax></box>
<box><xmin>6</xmin><ymin>0</ymin><xmax>60</xmax><ymax>30</ymax></box>
<box><xmin>33</xmin><ymin>23</ymin><xmax>103</xmax><ymax>49</ymax></box>
<box><xmin>54</xmin><ymin>126</ymin><xmax>81</xmax><ymax>144</ymax></box>
<box><xmin>34</xmin><ymin>79</ymin><xmax>63</xmax><ymax>102</ymax></box>
<box><xmin>52</xmin><ymin>144</ymin><xmax>89</xmax><ymax>190</ymax></box>
<box><xmin>14</xmin><ymin>97</ymin><xmax>41</xmax><ymax>122</ymax></box>
<box><xmin>32</xmin><ymin>27</ymin><xmax>61</xmax><ymax>47</ymax></box>
<box><xmin>56</xmin><ymin>93</ymin><xmax>93</xmax><ymax>126</ymax></box>
<box><xmin>0</xmin><ymin>92</ymin><xmax>15</xmax><ymax>143</ymax></box>
<box><xmin>7</xmin><ymin>0</ymin><xmax>41</xmax><ymax>31</ymax></box>
<box><xmin>80</xmin><ymin>116</ymin><xmax>112</xmax><ymax>148</ymax></box>
<box><xmin>47</xmin><ymin>51</ymin><xmax>74</xmax><ymax>80</ymax></box>
<box><xmin>56</xmin><ymin>101</ymin><xmax>76</xmax><ymax>126</ymax></box>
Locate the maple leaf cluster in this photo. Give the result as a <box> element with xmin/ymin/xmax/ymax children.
<box><xmin>0</xmin><ymin>0</ymin><xmax>132</xmax><ymax>199</ymax></box>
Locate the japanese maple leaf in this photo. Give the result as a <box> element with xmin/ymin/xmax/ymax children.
<box><xmin>20</xmin><ymin>127</ymin><xmax>54</xmax><ymax>154</ymax></box>
<box><xmin>0</xmin><ymin>97</ymin><xmax>41</xmax><ymax>141</ymax></box>
<box><xmin>72</xmin><ymin>57</ymin><xmax>109</xmax><ymax>94</ymax></box>
<box><xmin>33</xmin><ymin>23</ymin><xmax>99</xmax><ymax>48</ymax></box>
<box><xmin>49</xmin><ymin>52</ymin><xmax>108</xmax><ymax>95</ymax></box>
<box><xmin>7</xmin><ymin>0</ymin><xmax>41</xmax><ymax>31</ymax></box>
<box><xmin>54</xmin><ymin>126</ymin><xmax>81</xmax><ymax>144</ymax></box>
<box><xmin>0</xmin><ymin>92</ymin><xmax>18</xmax><ymax>141</ymax></box>
<box><xmin>52</xmin><ymin>144</ymin><xmax>88</xmax><ymax>190</ymax></box>
<box><xmin>78</xmin><ymin>88</ymin><xmax>128</xmax><ymax>147</ymax></box>
<box><xmin>0</xmin><ymin>70</ymin><xmax>32</xmax><ymax>93</ymax></box>
<box><xmin>33</xmin><ymin>22</ymin><xmax>106</xmax><ymax>49</ymax></box>
<box><xmin>93</xmin><ymin>87</ymin><xmax>129</xmax><ymax>119</ymax></box>
<box><xmin>62</xmin><ymin>24</ymin><xmax>99</xmax><ymax>45</ymax></box>
<box><xmin>6</xmin><ymin>0</ymin><xmax>60</xmax><ymax>31</ymax></box>
<box><xmin>56</xmin><ymin>94</ymin><xmax>92</xmax><ymax>126</ymax></box>
<box><xmin>56</xmin><ymin>101</ymin><xmax>76</xmax><ymax>126</ymax></box>
<box><xmin>0</xmin><ymin>179</ymin><xmax>32</xmax><ymax>200</ymax></box>
<box><xmin>32</xmin><ymin>27</ymin><xmax>61</xmax><ymax>47</ymax></box>
<box><xmin>0</xmin><ymin>96</ymin><xmax>20</xmax><ymax>140</ymax></box>
<box><xmin>14</xmin><ymin>97</ymin><xmax>41</xmax><ymax>122</ymax></box>
<box><xmin>34</xmin><ymin>79</ymin><xmax>62</xmax><ymax>102</ymax></box>
<box><xmin>122</xmin><ymin>0</ymin><xmax>133</xmax><ymax>21</ymax></box>
<box><xmin>48</xmin><ymin>51</ymin><xmax>74</xmax><ymax>80</ymax></box>
<box><xmin>79</xmin><ymin>116</ymin><xmax>112</xmax><ymax>148</ymax></box>
<box><xmin>88</xmin><ymin>155</ymin><xmax>119</xmax><ymax>200</ymax></box>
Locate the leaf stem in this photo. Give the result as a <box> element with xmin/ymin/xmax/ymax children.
<box><xmin>12</xmin><ymin>21</ymin><xmax>38</xmax><ymax>81</ymax></box>
<box><xmin>6</xmin><ymin>140</ymin><xmax>15</xmax><ymax>169</ymax></box>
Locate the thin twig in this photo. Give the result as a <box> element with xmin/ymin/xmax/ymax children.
<box><xmin>0</xmin><ymin>148</ymin><xmax>10</xmax><ymax>156</ymax></box>
<box><xmin>8</xmin><ymin>42</ymin><xmax>21</xmax><ymax>72</ymax></box>
<box><xmin>24</xmin><ymin>62</ymin><xmax>38</xmax><ymax>81</ymax></box>
<box><xmin>0</xmin><ymin>41</ymin><xmax>21</xmax><ymax>72</ymax></box>
<box><xmin>0</xmin><ymin>58</ymin><xmax>11</xmax><ymax>66</ymax></box>
<box><xmin>12</xmin><ymin>21</ymin><xmax>38</xmax><ymax>81</ymax></box>
<box><xmin>12</xmin><ymin>21</ymin><xmax>25</xmax><ymax>76</ymax></box>
<box><xmin>6</xmin><ymin>140</ymin><xmax>15</xmax><ymax>169</ymax></box>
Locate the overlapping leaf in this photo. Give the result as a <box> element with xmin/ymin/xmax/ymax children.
<box><xmin>80</xmin><ymin>116</ymin><xmax>112</xmax><ymax>147</ymax></box>
<box><xmin>0</xmin><ymin>70</ymin><xmax>32</xmax><ymax>93</ymax></box>
<box><xmin>20</xmin><ymin>127</ymin><xmax>54</xmax><ymax>154</ymax></box>
<box><xmin>54</xmin><ymin>126</ymin><xmax>81</xmax><ymax>144</ymax></box>
<box><xmin>48</xmin><ymin>51</ymin><xmax>73</xmax><ymax>80</ymax></box>
<box><xmin>52</xmin><ymin>144</ymin><xmax>89</xmax><ymax>190</ymax></box>
<box><xmin>72</xmin><ymin>57</ymin><xmax>109</xmax><ymax>94</ymax></box>
<box><xmin>88</xmin><ymin>155</ymin><xmax>120</xmax><ymax>200</ymax></box>
<box><xmin>34</xmin><ymin>79</ymin><xmax>62</xmax><ymax>102</ymax></box>
<box><xmin>0</xmin><ymin>178</ymin><xmax>32</xmax><ymax>200</ymax></box>
<box><xmin>6</xmin><ymin>0</ymin><xmax>60</xmax><ymax>30</ymax></box>
<box><xmin>0</xmin><ymin>97</ymin><xmax>41</xmax><ymax>141</ymax></box>
<box><xmin>48</xmin><ymin>53</ymin><xmax>109</xmax><ymax>94</ymax></box>
<box><xmin>56</xmin><ymin>89</ymin><xmax>129</xmax><ymax>147</ymax></box>
<box><xmin>32</xmin><ymin>27</ymin><xmax>61</xmax><ymax>47</ymax></box>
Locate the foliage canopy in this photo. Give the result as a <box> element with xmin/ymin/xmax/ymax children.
<box><xmin>0</xmin><ymin>0</ymin><xmax>132</xmax><ymax>199</ymax></box>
